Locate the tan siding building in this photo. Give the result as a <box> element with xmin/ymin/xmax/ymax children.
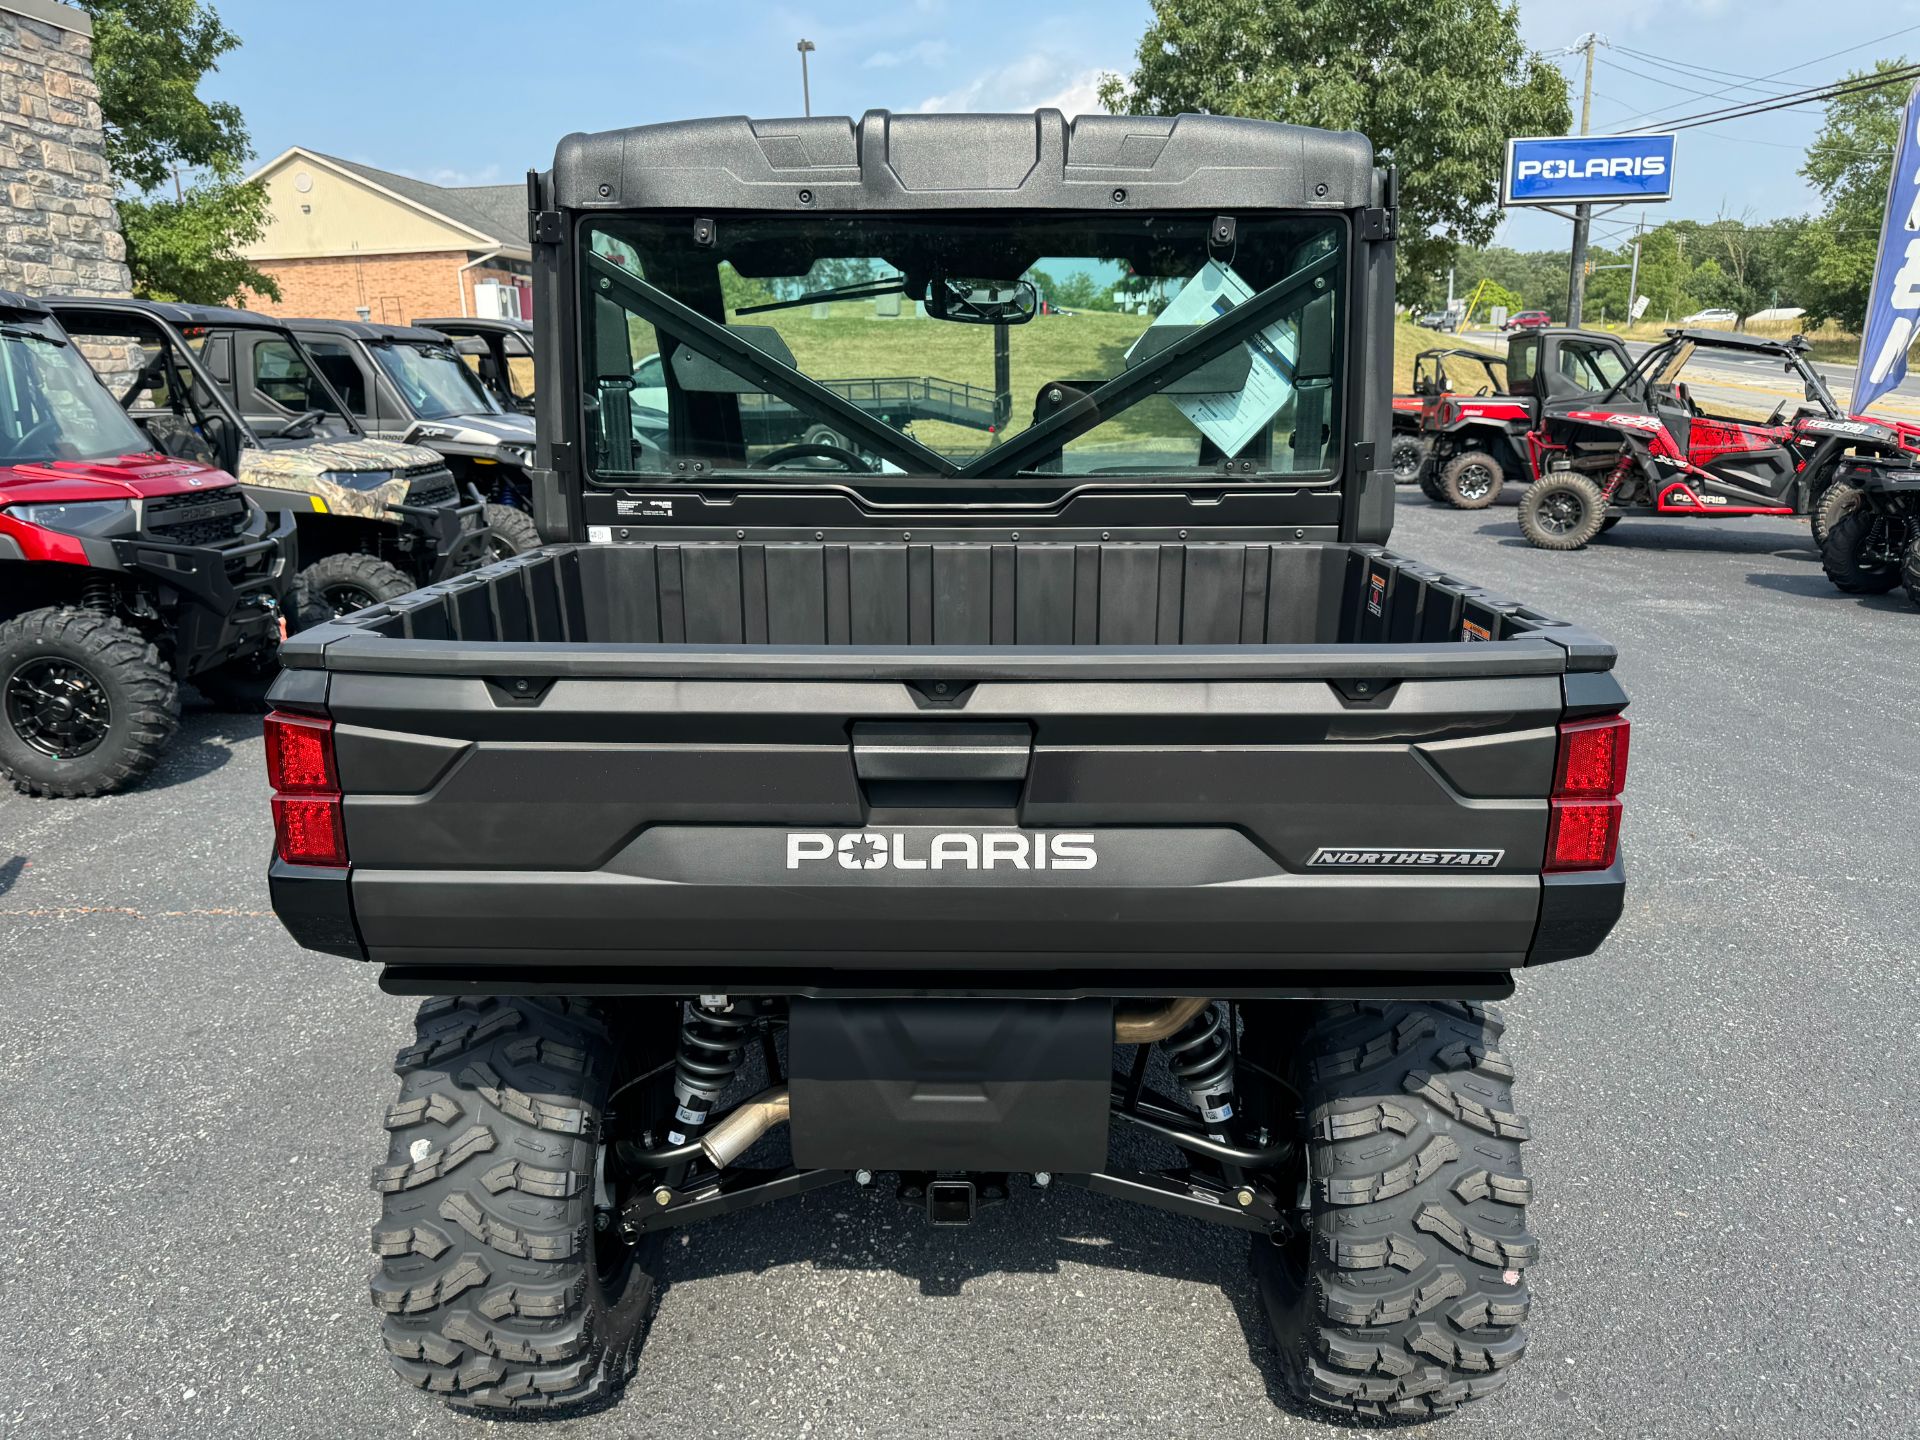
<box><xmin>240</xmin><ymin>147</ymin><xmax>532</xmax><ymax>324</ymax></box>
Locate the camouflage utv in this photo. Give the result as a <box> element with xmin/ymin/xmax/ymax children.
<box><xmin>48</xmin><ymin>297</ymin><xmax>490</xmax><ymax>628</ymax></box>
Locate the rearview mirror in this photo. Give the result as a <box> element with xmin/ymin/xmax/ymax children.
<box><xmin>924</xmin><ymin>277</ymin><xmax>1038</xmax><ymax>325</ymax></box>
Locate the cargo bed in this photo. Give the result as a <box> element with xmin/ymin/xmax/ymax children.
<box><xmin>269</xmin><ymin>539</ymin><xmax>1623</xmax><ymax>991</ymax></box>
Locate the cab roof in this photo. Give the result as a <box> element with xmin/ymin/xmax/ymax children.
<box><xmin>284</xmin><ymin>316</ymin><xmax>450</xmax><ymax>345</ymax></box>
<box><xmin>0</xmin><ymin>288</ymin><xmax>49</xmax><ymax>317</ymax></box>
<box><xmin>1661</xmin><ymin>326</ymin><xmax>1807</xmax><ymax>353</ymax></box>
<box><xmin>546</xmin><ymin>109</ymin><xmax>1379</xmax><ymax>215</ymax></box>
<box><xmin>413</xmin><ymin>315</ymin><xmax>530</xmax><ymax>335</ymax></box>
<box><xmin>44</xmin><ymin>294</ymin><xmax>287</xmax><ymax>330</ymax></box>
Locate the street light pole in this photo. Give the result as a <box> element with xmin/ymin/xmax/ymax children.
<box><xmin>797</xmin><ymin>39</ymin><xmax>816</xmax><ymax>117</ymax></box>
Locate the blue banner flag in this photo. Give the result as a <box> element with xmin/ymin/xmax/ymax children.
<box><xmin>1855</xmin><ymin>83</ymin><xmax>1920</xmax><ymax>417</ymax></box>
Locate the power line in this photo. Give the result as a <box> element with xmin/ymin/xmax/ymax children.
<box><xmin>1607</xmin><ymin>47</ymin><xmax>1807</xmax><ymax>99</ymax></box>
<box><xmin>1622</xmin><ymin>63</ymin><xmax>1920</xmax><ymax>135</ymax></box>
<box><xmin>1612</xmin><ymin>21</ymin><xmax>1920</xmax><ymax>128</ymax></box>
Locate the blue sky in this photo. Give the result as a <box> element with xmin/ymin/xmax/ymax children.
<box><xmin>211</xmin><ymin>0</ymin><xmax>1920</xmax><ymax>258</ymax></box>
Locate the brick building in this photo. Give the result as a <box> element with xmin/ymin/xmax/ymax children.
<box><xmin>0</xmin><ymin>0</ymin><xmax>131</xmax><ymax>299</ymax></box>
<box><xmin>240</xmin><ymin>147</ymin><xmax>532</xmax><ymax>324</ymax></box>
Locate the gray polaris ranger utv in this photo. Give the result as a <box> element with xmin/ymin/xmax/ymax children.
<box><xmin>265</xmin><ymin>110</ymin><xmax>1630</xmax><ymax>1422</ymax></box>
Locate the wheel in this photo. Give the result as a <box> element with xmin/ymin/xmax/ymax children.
<box><xmin>292</xmin><ymin>553</ymin><xmax>416</xmax><ymax>630</ymax></box>
<box><xmin>1418</xmin><ymin>462</ymin><xmax>1449</xmax><ymax>503</ymax></box>
<box><xmin>1439</xmin><ymin>450</ymin><xmax>1504</xmax><ymax>510</ymax></box>
<box><xmin>373</xmin><ymin>997</ymin><xmax>675</xmax><ymax>1415</ymax></box>
<box><xmin>1811</xmin><ymin>479</ymin><xmax>1863</xmax><ymax>548</ymax></box>
<box><xmin>482</xmin><ymin>503</ymin><xmax>542</xmax><ymax>561</ymax></box>
<box><xmin>1903</xmin><ymin>531</ymin><xmax>1920</xmax><ymax>610</ymax></box>
<box><xmin>0</xmin><ymin>607</ymin><xmax>178</xmax><ymax>797</ymax></box>
<box><xmin>1390</xmin><ymin>434</ymin><xmax>1427</xmax><ymax>486</ymax></box>
<box><xmin>1254</xmin><ymin>1001</ymin><xmax>1535</xmax><ymax>1421</ymax></box>
<box><xmin>1518</xmin><ymin>475</ymin><xmax>1607</xmax><ymax>551</ymax></box>
<box><xmin>1820</xmin><ymin>510</ymin><xmax>1908</xmax><ymax>594</ymax></box>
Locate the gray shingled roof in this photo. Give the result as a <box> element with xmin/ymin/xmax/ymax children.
<box><xmin>309</xmin><ymin>152</ymin><xmax>527</xmax><ymax>251</ymax></box>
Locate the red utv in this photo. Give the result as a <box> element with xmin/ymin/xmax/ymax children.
<box><xmin>1392</xmin><ymin>345</ymin><xmax>1506</xmax><ymax>491</ymax></box>
<box><xmin>0</xmin><ymin>290</ymin><xmax>293</xmax><ymax>796</ymax></box>
<box><xmin>1420</xmin><ymin>329</ymin><xmax>1629</xmax><ymax>510</ymax></box>
<box><xmin>1519</xmin><ymin>328</ymin><xmax>1920</xmax><ymax>551</ymax></box>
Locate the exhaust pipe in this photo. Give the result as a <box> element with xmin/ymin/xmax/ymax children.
<box><xmin>1112</xmin><ymin>996</ymin><xmax>1209</xmax><ymax>1044</ymax></box>
<box><xmin>699</xmin><ymin>1085</ymin><xmax>790</xmax><ymax>1168</ymax></box>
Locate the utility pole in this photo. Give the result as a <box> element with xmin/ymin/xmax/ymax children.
<box><xmin>1566</xmin><ymin>33</ymin><xmax>1601</xmax><ymax>325</ymax></box>
<box><xmin>797</xmin><ymin>39</ymin><xmax>816</xmax><ymax>117</ymax></box>
<box><xmin>1625</xmin><ymin>217</ymin><xmax>1643</xmax><ymax>325</ymax></box>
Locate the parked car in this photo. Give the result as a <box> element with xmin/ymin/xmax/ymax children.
<box><xmin>1502</xmin><ymin>309</ymin><xmax>1552</xmax><ymax>331</ymax></box>
<box><xmin>265</xmin><ymin>109</ymin><xmax>1629</xmax><ymax>1424</ymax></box>
<box><xmin>0</xmin><ymin>290</ymin><xmax>292</xmax><ymax>796</ymax></box>
<box><xmin>284</xmin><ymin>317</ymin><xmax>540</xmax><ymax>557</ymax></box>
<box><xmin>48</xmin><ymin>297</ymin><xmax>490</xmax><ymax>626</ymax></box>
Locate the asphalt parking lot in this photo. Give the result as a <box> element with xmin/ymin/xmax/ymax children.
<box><xmin>2</xmin><ymin>491</ymin><xmax>1916</xmax><ymax>1439</ymax></box>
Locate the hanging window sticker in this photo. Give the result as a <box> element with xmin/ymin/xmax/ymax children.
<box><xmin>1128</xmin><ymin>260</ymin><xmax>1300</xmax><ymax>458</ymax></box>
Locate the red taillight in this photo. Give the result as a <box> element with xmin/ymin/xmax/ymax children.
<box><xmin>1546</xmin><ymin>714</ymin><xmax>1629</xmax><ymax>871</ymax></box>
<box><xmin>272</xmin><ymin>794</ymin><xmax>349</xmax><ymax>867</ymax></box>
<box><xmin>264</xmin><ymin>712</ymin><xmax>337</xmax><ymax>793</ymax></box>
<box><xmin>1554</xmin><ymin>715</ymin><xmax>1630</xmax><ymax>799</ymax></box>
<box><xmin>265</xmin><ymin>711</ymin><xmax>346</xmax><ymax>867</ymax></box>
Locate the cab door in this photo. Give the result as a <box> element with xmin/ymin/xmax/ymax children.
<box><xmin>1683</xmin><ymin>415</ymin><xmax>1799</xmax><ymax>501</ymax></box>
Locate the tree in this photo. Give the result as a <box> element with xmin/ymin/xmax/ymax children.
<box><xmin>76</xmin><ymin>0</ymin><xmax>278</xmax><ymax>304</ymax></box>
<box><xmin>1097</xmin><ymin>0</ymin><xmax>1572</xmax><ymax>282</ymax></box>
<box><xmin>1795</xmin><ymin>59</ymin><xmax>1909</xmax><ymax>330</ymax></box>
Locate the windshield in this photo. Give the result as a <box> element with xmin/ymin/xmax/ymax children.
<box><xmin>0</xmin><ymin>325</ymin><xmax>152</xmax><ymax>465</ymax></box>
<box><xmin>581</xmin><ymin>212</ymin><xmax>1344</xmax><ymax>484</ymax></box>
<box><xmin>372</xmin><ymin>339</ymin><xmax>501</xmax><ymax>420</ymax></box>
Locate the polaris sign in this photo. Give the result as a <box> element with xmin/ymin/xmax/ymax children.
<box><xmin>1502</xmin><ymin>134</ymin><xmax>1676</xmax><ymax>207</ymax></box>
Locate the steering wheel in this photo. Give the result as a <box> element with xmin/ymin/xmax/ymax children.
<box><xmin>267</xmin><ymin>409</ymin><xmax>327</xmax><ymax>439</ymax></box>
<box><xmin>1474</xmin><ymin>386</ymin><xmax>1491</xmax><ymax>396</ymax></box>
<box><xmin>1765</xmin><ymin>400</ymin><xmax>1789</xmax><ymax>427</ymax></box>
<box><xmin>752</xmin><ymin>441</ymin><xmax>874</xmax><ymax>473</ymax></box>
<box><xmin>0</xmin><ymin>415</ymin><xmax>61</xmax><ymax>461</ymax></box>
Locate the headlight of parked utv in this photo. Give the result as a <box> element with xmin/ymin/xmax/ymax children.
<box><xmin>6</xmin><ymin>499</ymin><xmax>136</xmax><ymax>536</ymax></box>
<box><xmin>318</xmin><ymin>469</ymin><xmax>395</xmax><ymax>491</ymax></box>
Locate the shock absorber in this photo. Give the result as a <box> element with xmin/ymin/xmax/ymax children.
<box><xmin>666</xmin><ymin>998</ymin><xmax>755</xmax><ymax>1149</ymax></box>
<box><xmin>1162</xmin><ymin>1001</ymin><xmax>1237</xmax><ymax>1137</ymax></box>
<box><xmin>79</xmin><ymin>578</ymin><xmax>116</xmax><ymax>614</ymax></box>
<box><xmin>1600</xmin><ymin>450</ymin><xmax>1635</xmax><ymax>505</ymax></box>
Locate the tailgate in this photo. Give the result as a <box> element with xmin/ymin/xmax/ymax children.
<box><xmin>293</xmin><ymin>657</ymin><xmax>1573</xmax><ymax>978</ymax></box>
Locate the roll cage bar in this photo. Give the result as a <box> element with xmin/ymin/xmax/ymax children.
<box><xmin>1598</xmin><ymin>327</ymin><xmax>1839</xmax><ymax>417</ymax></box>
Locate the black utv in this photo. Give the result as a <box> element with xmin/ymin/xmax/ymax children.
<box><xmin>265</xmin><ymin>110</ymin><xmax>1629</xmax><ymax>1423</ymax></box>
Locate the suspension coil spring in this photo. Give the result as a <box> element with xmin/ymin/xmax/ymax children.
<box><xmin>79</xmin><ymin>578</ymin><xmax>116</xmax><ymax>614</ymax></box>
<box><xmin>668</xmin><ymin>1000</ymin><xmax>755</xmax><ymax>1142</ymax></box>
<box><xmin>1163</xmin><ymin>1002</ymin><xmax>1236</xmax><ymax>1129</ymax></box>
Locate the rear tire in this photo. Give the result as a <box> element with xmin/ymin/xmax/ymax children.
<box><xmin>0</xmin><ymin>607</ymin><xmax>177</xmax><ymax>797</ymax></box>
<box><xmin>1418</xmin><ymin>462</ymin><xmax>1449</xmax><ymax>503</ymax></box>
<box><xmin>1518</xmin><ymin>475</ymin><xmax>1607</xmax><ymax>551</ymax></box>
<box><xmin>1811</xmin><ymin>479</ymin><xmax>1862</xmax><ymax>548</ymax></box>
<box><xmin>1820</xmin><ymin>510</ymin><xmax>1907</xmax><ymax>594</ymax></box>
<box><xmin>1256</xmin><ymin>1001</ymin><xmax>1535</xmax><ymax>1421</ymax></box>
<box><xmin>292</xmin><ymin>553</ymin><xmax>415</xmax><ymax>630</ymax></box>
<box><xmin>1391</xmin><ymin>434</ymin><xmax>1427</xmax><ymax>486</ymax></box>
<box><xmin>1439</xmin><ymin>450</ymin><xmax>1504</xmax><ymax>510</ymax></box>
<box><xmin>1904</xmin><ymin>532</ymin><xmax>1920</xmax><ymax>610</ymax></box>
<box><xmin>372</xmin><ymin>997</ymin><xmax>666</xmax><ymax>1415</ymax></box>
<box><xmin>482</xmin><ymin>503</ymin><xmax>542</xmax><ymax>561</ymax></box>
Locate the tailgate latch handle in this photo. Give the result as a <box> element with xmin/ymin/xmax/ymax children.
<box><xmin>850</xmin><ymin>722</ymin><xmax>1033</xmax><ymax>784</ymax></box>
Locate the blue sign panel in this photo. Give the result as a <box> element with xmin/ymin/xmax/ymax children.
<box><xmin>1502</xmin><ymin>134</ymin><xmax>1677</xmax><ymax>207</ymax></box>
<box><xmin>1854</xmin><ymin>84</ymin><xmax>1920</xmax><ymax>416</ymax></box>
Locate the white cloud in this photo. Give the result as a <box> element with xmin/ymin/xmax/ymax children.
<box><xmin>865</xmin><ymin>39</ymin><xmax>951</xmax><ymax>69</ymax></box>
<box><xmin>918</xmin><ymin>53</ymin><xmax>1118</xmax><ymax>118</ymax></box>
